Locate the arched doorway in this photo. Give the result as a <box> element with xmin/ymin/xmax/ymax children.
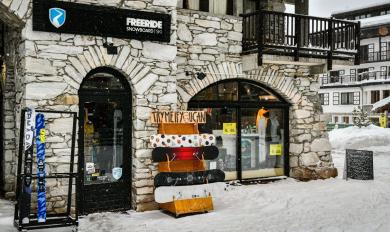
<box><xmin>78</xmin><ymin>67</ymin><xmax>131</xmax><ymax>214</ymax></box>
<box><xmin>188</xmin><ymin>79</ymin><xmax>290</xmax><ymax>181</ymax></box>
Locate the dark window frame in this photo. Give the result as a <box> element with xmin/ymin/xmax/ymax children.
<box><xmin>340</xmin><ymin>92</ymin><xmax>354</xmax><ymax>105</ymax></box>
<box><xmin>181</xmin><ymin>0</ymin><xmax>235</xmax><ymax>16</ymax></box>
<box><xmin>371</xmin><ymin>90</ymin><xmax>380</xmax><ymax>104</ymax></box>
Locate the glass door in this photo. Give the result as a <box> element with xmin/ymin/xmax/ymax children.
<box><xmin>83</xmin><ymin>100</ymin><xmax>124</xmax><ymax>185</ymax></box>
<box><xmin>79</xmin><ymin>95</ymin><xmax>130</xmax><ymax>214</ymax></box>
<box><xmin>241</xmin><ymin>107</ymin><xmax>285</xmax><ymax>179</ymax></box>
<box><xmin>197</xmin><ymin>107</ymin><xmax>238</xmax><ymax>180</ymax></box>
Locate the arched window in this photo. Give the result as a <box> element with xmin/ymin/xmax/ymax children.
<box><xmin>190</xmin><ymin>80</ymin><xmax>286</xmax><ymax>104</ymax></box>
<box><xmin>79</xmin><ymin>67</ymin><xmax>130</xmax><ymax>94</ymax></box>
<box><xmin>188</xmin><ymin>80</ymin><xmax>289</xmax><ymax>181</ymax></box>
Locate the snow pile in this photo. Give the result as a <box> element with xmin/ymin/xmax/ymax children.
<box><xmin>329</xmin><ymin>125</ymin><xmax>390</xmax><ymax>151</ymax></box>
<box><xmin>372</xmin><ymin>96</ymin><xmax>390</xmax><ymax>112</ymax></box>
<box><xmin>359</xmin><ymin>14</ymin><xmax>390</xmax><ymax>28</ymax></box>
<box><xmin>332</xmin><ymin>0</ymin><xmax>390</xmax><ymax>15</ymax></box>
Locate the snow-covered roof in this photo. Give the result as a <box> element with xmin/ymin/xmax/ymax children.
<box><xmin>372</xmin><ymin>96</ymin><xmax>390</xmax><ymax>112</ymax></box>
<box><xmin>332</xmin><ymin>0</ymin><xmax>390</xmax><ymax>16</ymax></box>
<box><xmin>358</xmin><ymin>14</ymin><xmax>390</xmax><ymax>28</ymax></box>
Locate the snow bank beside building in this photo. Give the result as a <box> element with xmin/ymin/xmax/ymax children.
<box><xmin>329</xmin><ymin>125</ymin><xmax>390</xmax><ymax>151</ymax></box>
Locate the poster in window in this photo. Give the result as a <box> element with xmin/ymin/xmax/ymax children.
<box><xmin>270</xmin><ymin>144</ymin><xmax>282</xmax><ymax>156</ymax></box>
<box><xmin>223</xmin><ymin>123</ymin><xmax>237</xmax><ymax>135</ymax></box>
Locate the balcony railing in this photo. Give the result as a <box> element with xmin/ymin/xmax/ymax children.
<box><xmin>360</xmin><ymin>50</ymin><xmax>390</xmax><ymax>63</ymax></box>
<box><xmin>320</xmin><ymin>71</ymin><xmax>389</xmax><ymax>85</ymax></box>
<box><xmin>241</xmin><ymin>10</ymin><xmax>360</xmax><ymax>69</ymax></box>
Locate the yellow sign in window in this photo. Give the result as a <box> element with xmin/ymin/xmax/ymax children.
<box><xmin>270</xmin><ymin>144</ymin><xmax>282</xmax><ymax>156</ymax></box>
<box><xmin>223</xmin><ymin>123</ymin><xmax>237</xmax><ymax>135</ymax></box>
<box><xmin>379</xmin><ymin>113</ymin><xmax>387</xmax><ymax>128</ymax></box>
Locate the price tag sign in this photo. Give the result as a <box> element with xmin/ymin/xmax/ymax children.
<box><xmin>223</xmin><ymin>123</ymin><xmax>237</xmax><ymax>135</ymax></box>
<box><xmin>270</xmin><ymin>144</ymin><xmax>282</xmax><ymax>156</ymax></box>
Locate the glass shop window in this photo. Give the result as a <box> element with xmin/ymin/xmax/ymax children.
<box><xmin>189</xmin><ymin>80</ymin><xmax>288</xmax><ymax>180</ymax></box>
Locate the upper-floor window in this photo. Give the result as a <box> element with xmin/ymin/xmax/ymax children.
<box><xmin>371</xmin><ymin>90</ymin><xmax>380</xmax><ymax>104</ymax></box>
<box><xmin>179</xmin><ymin>0</ymin><xmax>234</xmax><ymax>15</ymax></box>
<box><xmin>341</xmin><ymin>92</ymin><xmax>354</xmax><ymax>105</ymax></box>
<box><xmin>383</xmin><ymin>90</ymin><xmax>390</xmax><ymax>99</ymax></box>
<box><xmin>329</xmin><ymin>70</ymin><xmax>341</xmax><ymax>83</ymax></box>
<box><xmin>358</xmin><ymin>68</ymin><xmax>369</xmax><ymax>81</ymax></box>
<box><xmin>319</xmin><ymin>93</ymin><xmax>329</xmax><ymax>105</ymax></box>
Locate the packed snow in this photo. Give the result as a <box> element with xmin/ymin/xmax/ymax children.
<box><xmin>358</xmin><ymin>14</ymin><xmax>390</xmax><ymax>28</ymax></box>
<box><xmin>1</xmin><ymin>126</ymin><xmax>390</xmax><ymax>232</ymax></box>
<box><xmin>331</xmin><ymin>0</ymin><xmax>390</xmax><ymax>16</ymax></box>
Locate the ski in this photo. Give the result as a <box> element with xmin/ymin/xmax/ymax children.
<box><xmin>36</xmin><ymin>113</ymin><xmax>46</xmax><ymax>222</ymax></box>
<box><xmin>19</xmin><ymin>108</ymin><xmax>35</xmax><ymax>224</ymax></box>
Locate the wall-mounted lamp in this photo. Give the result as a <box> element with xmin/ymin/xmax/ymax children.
<box><xmin>196</xmin><ymin>72</ymin><xmax>206</xmax><ymax>80</ymax></box>
<box><xmin>185</xmin><ymin>71</ymin><xmax>206</xmax><ymax>80</ymax></box>
<box><xmin>103</xmin><ymin>37</ymin><xmax>117</xmax><ymax>55</ymax></box>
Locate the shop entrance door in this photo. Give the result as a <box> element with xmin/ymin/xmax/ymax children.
<box><xmin>78</xmin><ymin>68</ymin><xmax>131</xmax><ymax>214</ymax></box>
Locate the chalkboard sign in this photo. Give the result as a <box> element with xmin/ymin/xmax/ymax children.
<box><xmin>345</xmin><ymin>149</ymin><xmax>374</xmax><ymax>180</ymax></box>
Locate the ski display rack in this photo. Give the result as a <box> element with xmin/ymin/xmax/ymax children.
<box><xmin>14</xmin><ymin>109</ymin><xmax>79</xmax><ymax>231</ymax></box>
<box><xmin>152</xmin><ymin>122</ymin><xmax>218</xmax><ymax>217</ymax></box>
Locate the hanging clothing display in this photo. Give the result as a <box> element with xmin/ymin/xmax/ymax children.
<box><xmin>256</xmin><ymin>108</ymin><xmax>268</xmax><ymax>164</ymax></box>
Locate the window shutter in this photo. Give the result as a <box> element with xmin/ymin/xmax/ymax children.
<box><xmin>324</xmin><ymin>93</ymin><xmax>329</xmax><ymax>105</ymax></box>
<box><xmin>333</xmin><ymin>92</ymin><xmax>339</xmax><ymax>105</ymax></box>
<box><xmin>354</xmin><ymin>92</ymin><xmax>360</xmax><ymax>105</ymax></box>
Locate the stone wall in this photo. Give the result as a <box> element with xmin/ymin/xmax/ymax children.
<box><xmin>1</xmin><ymin>0</ymin><xmax>179</xmax><ymax>212</ymax></box>
<box><xmin>2</xmin><ymin>25</ymin><xmax>21</xmax><ymax>197</ymax></box>
<box><xmin>176</xmin><ymin>9</ymin><xmax>243</xmax><ymax>106</ymax></box>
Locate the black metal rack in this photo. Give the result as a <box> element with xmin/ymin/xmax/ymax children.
<box><xmin>14</xmin><ymin>109</ymin><xmax>79</xmax><ymax>231</ymax></box>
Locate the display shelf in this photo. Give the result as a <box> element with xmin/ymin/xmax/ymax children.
<box><xmin>159</xmin><ymin>195</ymin><xmax>213</xmax><ymax>217</ymax></box>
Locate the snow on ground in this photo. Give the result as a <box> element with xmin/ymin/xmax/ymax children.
<box><xmin>1</xmin><ymin>126</ymin><xmax>390</xmax><ymax>232</ymax></box>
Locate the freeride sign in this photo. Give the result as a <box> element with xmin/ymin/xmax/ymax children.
<box><xmin>32</xmin><ymin>0</ymin><xmax>171</xmax><ymax>42</ymax></box>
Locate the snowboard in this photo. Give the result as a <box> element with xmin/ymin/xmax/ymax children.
<box><xmin>154</xmin><ymin>182</ymin><xmax>226</xmax><ymax>203</ymax></box>
<box><xmin>19</xmin><ymin>108</ymin><xmax>35</xmax><ymax>224</ymax></box>
<box><xmin>150</xmin><ymin>134</ymin><xmax>216</xmax><ymax>148</ymax></box>
<box><xmin>35</xmin><ymin>113</ymin><xmax>46</xmax><ymax>223</ymax></box>
<box><xmin>152</xmin><ymin>146</ymin><xmax>219</xmax><ymax>162</ymax></box>
<box><xmin>154</xmin><ymin>169</ymin><xmax>225</xmax><ymax>187</ymax></box>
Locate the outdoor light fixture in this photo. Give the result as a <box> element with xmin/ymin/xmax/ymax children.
<box><xmin>103</xmin><ymin>37</ymin><xmax>118</xmax><ymax>55</ymax></box>
<box><xmin>196</xmin><ymin>72</ymin><xmax>206</xmax><ymax>80</ymax></box>
<box><xmin>185</xmin><ymin>71</ymin><xmax>206</xmax><ymax>80</ymax></box>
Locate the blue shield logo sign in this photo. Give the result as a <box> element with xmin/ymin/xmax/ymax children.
<box><xmin>112</xmin><ymin>167</ymin><xmax>122</xmax><ymax>180</ymax></box>
<box><xmin>49</xmin><ymin>8</ymin><xmax>66</xmax><ymax>28</ymax></box>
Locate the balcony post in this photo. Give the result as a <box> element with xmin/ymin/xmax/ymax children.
<box><xmin>294</xmin><ymin>15</ymin><xmax>301</xmax><ymax>62</ymax></box>
<box><xmin>327</xmin><ymin>18</ymin><xmax>334</xmax><ymax>70</ymax></box>
<box><xmin>257</xmin><ymin>11</ymin><xmax>264</xmax><ymax>66</ymax></box>
<box><xmin>355</xmin><ymin>21</ymin><xmax>361</xmax><ymax>66</ymax></box>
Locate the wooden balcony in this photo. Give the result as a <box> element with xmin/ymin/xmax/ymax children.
<box><xmin>241</xmin><ymin>10</ymin><xmax>361</xmax><ymax>69</ymax></box>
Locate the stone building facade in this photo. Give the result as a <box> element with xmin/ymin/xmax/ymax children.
<box><xmin>0</xmin><ymin>0</ymin><xmax>337</xmax><ymax>213</ymax></box>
